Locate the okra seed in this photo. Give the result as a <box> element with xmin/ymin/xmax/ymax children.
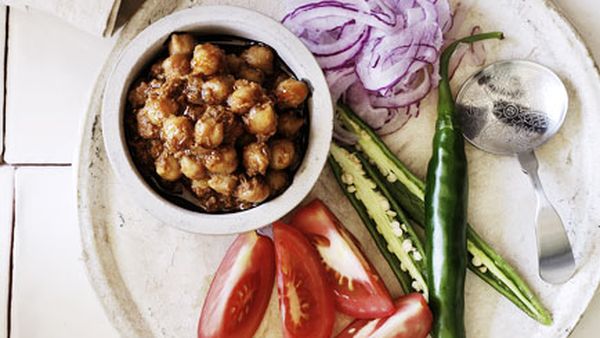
<box><xmin>387</xmin><ymin>173</ymin><xmax>398</xmax><ymax>182</ymax></box>
<box><xmin>380</xmin><ymin>199</ymin><xmax>390</xmax><ymax>211</ymax></box>
<box><xmin>347</xmin><ymin>186</ymin><xmax>356</xmax><ymax>193</ymax></box>
<box><xmin>471</xmin><ymin>256</ymin><xmax>483</xmax><ymax>267</ymax></box>
<box><xmin>402</xmin><ymin>239</ymin><xmax>413</xmax><ymax>252</ymax></box>
<box><xmin>401</xmin><ymin>224</ymin><xmax>408</xmax><ymax>231</ymax></box>
<box><xmin>411</xmin><ymin>281</ymin><xmax>422</xmax><ymax>292</ymax></box>
<box><xmin>400</xmin><ymin>262</ymin><xmax>407</xmax><ymax>271</ymax></box>
<box><xmin>413</xmin><ymin>251</ymin><xmax>423</xmax><ymax>261</ymax></box>
<box><xmin>341</xmin><ymin>173</ymin><xmax>354</xmax><ymax>184</ymax></box>
<box><xmin>390</xmin><ymin>221</ymin><xmax>403</xmax><ymax>236</ymax></box>
<box><xmin>386</xmin><ymin>210</ymin><xmax>397</xmax><ymax>217</ymax></box>
<box><xmin>479</xmin><ymin>266</ymin><xmax>488</xmax><ymax>274</ymax></box>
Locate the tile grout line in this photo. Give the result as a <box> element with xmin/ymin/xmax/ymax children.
<box><xmin>4</xmin><ymin>163</ymin><xmax>71</xmax><ymax>167</ymax></box>
<box><xmin>6</xmin><ymin>167</ymin><xmax>15</xmax><ymax>338</ymax></box>
<box><xmin>1</xmin><ymin>7</ymin><xmax>8</xmax><ymax>164</ymax></box>
<box><xmin>3</xmin><ymin>8</ymin><xmax>10</xmax><ymax>338</ymax></box>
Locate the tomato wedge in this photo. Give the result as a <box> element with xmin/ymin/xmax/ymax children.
<box><xmin>290</xmin><ymin>199</ymin><xmax>395</xmax><ymax>319</ymax></box>
<box><xmin>197</xmin><ymin>232</ymin><xmax>275</xmax><ymax>338</ymax></box>
<box><xmin>273</xmin><ymin>221</ymin><xmax>335</xmax><ymax>338</ymax></box>
<box><xmin>336</xmin><ymin>293</ymin><xmax>432</xmax><ymax>338</ymax></box>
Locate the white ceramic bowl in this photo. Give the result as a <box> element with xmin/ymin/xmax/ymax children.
<box><xmin>102</xmin><ymin>5</ymin><xmax>333</xmax><ymax>235</ymax></box>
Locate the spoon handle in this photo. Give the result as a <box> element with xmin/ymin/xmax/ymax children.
<box><xmin>517</xmin><ymin>150</ymin><xmax>575</xmax><ymax>284</ymax></box>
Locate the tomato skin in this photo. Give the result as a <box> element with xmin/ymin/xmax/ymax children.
<box><xmin>273</xmin><ymin>221</ymin><xmax>335</xmax><ymax>338</ymax></box>
<box><xmin>197</xmin><ymin>232</ymin><xmax>275</xmax><ymax>338</ymax></box>
<box><xmin>336</xmin><ymin>293</ymin><xmax>433</xmax><ymax>338</ymax></box>
<box><xmin>290</xmin><ymin>199</ymin><xmax>395</xmax><ymax>319</ymax></box>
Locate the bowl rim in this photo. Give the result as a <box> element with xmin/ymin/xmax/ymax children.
<box><xmin>101</xmin><ymin>5</ymin><xmax>333</xmax><ymax>235</ymax></box>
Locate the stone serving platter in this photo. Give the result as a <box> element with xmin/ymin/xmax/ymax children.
<box><xmin>75</xmin><ymin>0</ymin><xmax>600</xmax><ymax>337</ymax></box>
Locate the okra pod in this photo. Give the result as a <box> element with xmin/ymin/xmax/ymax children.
<box><xmin>329</xmin><ymin>143</ymin><xmax>428</xmax><ymax>298</ymax></box>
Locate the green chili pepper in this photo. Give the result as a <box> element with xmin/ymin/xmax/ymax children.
<box><xmin>335</xmin><ymin>102</ymin><xmax>552</xmax><ymax>325</ymax></box>
<box><xmin>426</xmin><ymin>32</ymin><xmax>504</xmax><ymax>338</ymax></box>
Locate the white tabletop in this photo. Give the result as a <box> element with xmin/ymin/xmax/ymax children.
<box><xmin>1</xmin><ymin>1</ymin><xmax>599</xmax><ymax>337</ymax></box>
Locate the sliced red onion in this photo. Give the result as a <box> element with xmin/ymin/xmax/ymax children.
<box><xmin>319</xmin><ymin>28</ymin><xmax>371</xmax><ymax>70</ymax></box>
<box><xmin>355</xmin><ymin>0</ymin><xmax>443</xmax><ymax>92</ymax></box>
<box><xmin>376</xmin><ymin>105</ymin><xmax>416</xmax><ymax>135</ymax></box>
<box><xmin>345</xmin><ymin>82</ymin><xmax>392</xmax><ymax>130</ymax></box>
<box><xmin>326</xmin><ymin>67</ymin><xmax>358</xmax><ymax>103</ymax></box>
<box><xmin>333</xmin><ymin>114</ymin><xmax>359</xmax><ymax>144</ymax></box>
<box><xmin>371</xmin><ymin>68</ymin><xmax>432</xmax><ymax>108</ymax></box>
<box><xmin>283</xmin><ymin>0</ymin><xmax>453</xmax><ymax>135</ymax></box>
<box><xmin>467</xmin><ymin>26</ymin><xmax>486</xmax><ymax>66</ymax></box>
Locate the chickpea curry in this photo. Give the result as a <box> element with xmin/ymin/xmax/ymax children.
<box><xmin>125</xmin><ymin>34</ymin><xmax>310</xmax><ymax>213</ymax></box>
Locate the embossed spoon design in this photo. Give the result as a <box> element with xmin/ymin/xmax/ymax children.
<box><xmin>456</xmin><ymin>60</ymin><xmax>575</xmax><ymax>284</ymax></box>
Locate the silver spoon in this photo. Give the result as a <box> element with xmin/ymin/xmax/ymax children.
<box><xmin>455</xmin><ymin>60</ymin><xmax>575</xmax><ymax>284</ymax></box>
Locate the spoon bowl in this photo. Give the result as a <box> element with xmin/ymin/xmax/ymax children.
<box><xmin>456</xmin><ymin>60</ymin><xmax>568</xmax><ymax>155</ymax></box>
<box><xmin>456</xmin><ymin>60</ymin><xmax>576</xmax><ymax>284</ymax></box>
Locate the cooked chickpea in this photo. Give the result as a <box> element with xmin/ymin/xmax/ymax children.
<box><xmin>277</xmin><ymin>112</ymin><xmax>305</xmax><ymax>138</ymax></box>
<box><xmin>227</xmin><ymin>80</ymin><xmax>262</xmax><ymax>114</ymax></box>
<box><xmin>266</xmin><ymin>170</ymin><xmax>289</xmax><ymax>193</ymax></box>
<box><xmin>185</xmin><ymin>75</ymin><xmax>203</xmax><ymax>104</ymax></box>
<box><xmin>203</xmin><ymin>105</ymin><xmax>227</xmax><ymax>119</ymax></box>
<box><xmin>242</xmin><ymin>45</ymin><xmax>274</xmax><ymax>74</ymax></box>
<box><xmin>208</xmin><ymin>174</ymin><xmax>239</xmax><ymax>196</ymax></box>
<box><xmin>269</xmin><ymin>139</ymin><xmax>295</xmax><ymax>170</ymax></box>
<box><xmin>238</xmin><ymin>65</ymin><xmax>264</xmax><ymax>84</ymax></box>
<box><xmin>191</xmin><ymin>179</ymin><xmax>211</xmax><ymax>198</ymax></box>
<box><xmin>191</xmin><ymin>43</ymin><xmax>225</xmax><ymax>76</ymax></box>
<box><xmin>183</xmin><ymin>104</ymin><xmax>205</xmax><ymax>121</ymax></box>
<box><xmin>180</xmin><ymin>155</ymin><xmax>205</xmax><ymax>180</ymax></box>
<box><xmin>161</xmin><ymin>116</ymin><xmax>193</xmax><ymax>152</ymax></box>
<box><xmin>128</xmin><ymin>81</ymin><xmax>149</xmax><ymax>108</ymax></box>
<box><xmin>144</xmin><ymin>96</ymin><xmax>179</xmax><ymax>126</ymax></box>
<box><xmin>201</xmin><ymin>75</ymin><xmax>234</xmax><ymax>105</ymax></box>
<box><xmin>150</xmin><ymin>59</ymin><xmax>164</xmax><ymax>79</ymax></box>
<box><xmin>275</xmin><ymin>79</ymin><xmax>309</xmax><ymax>108</ymax></box>
<box><xmin>162</xmin><ymin>54</ymin><xmax>191</xmax><ymax>80</ymax></box>
<box><xmin>194</xmin><ymin>116</ymin><xmax>224</xmax><ymax>149</ymax></box>
<box><xmin>222</xmin><ymin>116</ymin><xmax>245</xmax><ymax>145</ymax></box>
<box><xmin>244</xmin><ymin>102</ymin><xmax>277</xmax><ymax>137</ymax></box>
<box><xmin>205</xmin><ymin>146</ymin><xmax>238</xmax><ymax>174</ymax></box>
<box><xmin>147</xmin><ymin>141</ymin><xmax>163</xmax><ymax>160</ymax></box>
<box><xmin>147</xmin><ymin>79</ymin><xmax>163</xmax><ymax>96</ymax></box>
<box><xmin>168</xmin><ymin>33</ymin><xmax>196</xmax><ymax>55</ymax></box>
<box><xmin>235</xmin><ymin>176</ymin><xmax>271</xmax><ymax>203</ymax></box>
<box><xmin>273</xmin><ymin>74</ymin><xmax>289</xmax><ymax>88</ymax></box>
<box><xmin>226</xmin><ymin>54</ymin><xmax>243</xmax><ymax>73</ymax></box>
<box><xmin>243</xmin><ymin>142</ymin><xmax>270</xmax><ymax>176</ymax></box>
<box><xmin>155</xmin><ymin>152</ymin><xmax>182</xmax><ymax>181</ymax></box>
<box><xmin>161</xmin><ymin>78</ymin><xmax>186</xmax><ymax>100</ymax></box>
<box><xmin>136</xmin><ymin>110</ymin><xmax>160</xmax><ymax>139</ymax></box>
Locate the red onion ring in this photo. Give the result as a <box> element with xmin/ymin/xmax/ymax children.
<box><xmin>283</xmin><ymin>0</ymin><xmax>453</xmax><ymax>136</ymax></box>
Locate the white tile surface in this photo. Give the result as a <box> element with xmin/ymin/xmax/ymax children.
<box><xmin>4</xmin><ymin>7</ymin><xmax>116</xmax><ymax>164</ymax></box>
<box><xmin>10</xmin><ymin>167</ymin><xmax>118</xmax><ymax>338</ymax></box>
<box><xmin>0</xmin><ymin>166</ymin><xmax>14</xmax><ymax>338</ymax></box>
